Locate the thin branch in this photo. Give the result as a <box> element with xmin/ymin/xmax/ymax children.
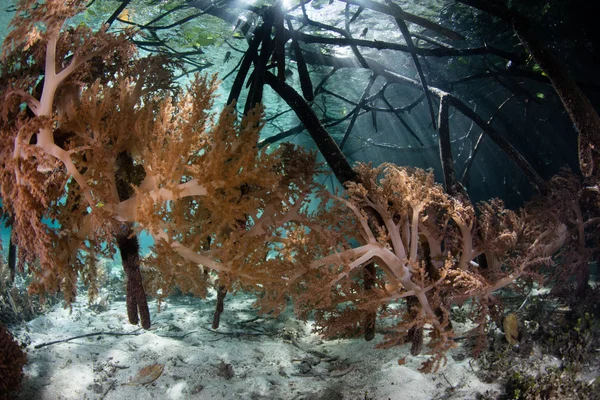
<box><xmin>292</xmin><ymin>31</ymin><xmax>518</xmax><ymax>60</ymax></box>
<box><xmin>228</xmin><ymin>27</ymin><xmax>265</xmax><ymax>106</ymax></box>
<box><xmin>438</xmin><ymin>94</ymin><xmax>466</xmax><ymax>198</ymax></box>
<box><xmin>460</xmin><ymin>94</ymin><xmax>515</xmax><ymax>184</ymax></box>
<box><xmin>341</xmin><ymin>0</ymin><xmax>465</xmax><ymax>41</ymax></box>
<box><xmin>287</xmin><ymin>18</ymin><xmax>314</xmax><ymax>101</ymax></box>
<box><xmin>34</xmin><ymin>330</ymin><xmax>143</xmax><ymax>349</ymax></box>
<box><xmin>340</xmin><ymin>73</ymin><xmax>377</xmax><ymax>149</ymax></box>
<box><xmin>381</xmin><ymin>95</ymin><xmax>424</xmax><ymax>146</ymax></box>
<box><xmin>313</xmin><ymin>68</ymin><xmax>338</xmax><ymax>96</ymax></box>
<box><xmin>264</xmin><ymin>72</ymin><xmax>357</xmax><ymax>184</ymax></box>
<box><xmin>105</xmin><ymin>0</ymin><xmax>132</xmax><ymax>27</ymax></box>
<box><xmin>456</xmin><ymin>0</ymin><xmax>600</xmax><ymax>177</ymax></box>
<box><xmin>386</xmin><ymin>0</ymin><xmax>437</xmax><ymax>129</ymax></box>
<box><xmin>299</xmin><ymin>51</ymin><xmax>546</xmax><ymax>192</ymax></box>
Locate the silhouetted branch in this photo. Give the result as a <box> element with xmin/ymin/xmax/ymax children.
<box><xmin>227</xmin><ymin>28</ymin><xmax>265</xmax><ymax>106</ymax></box>
<box><xmin>34</xmin><ymin>330</ymin><xmax>143</xmax><ymax>349</ymax></box>
<box><xmin>286</xmin><ymin>19</ymin><xmax>314</xmax><ymax>101</ymax></box>
<box><xmin>381</xmin><ymin>96</ymin><xmax>424</xmax><ymax>146</ymax></box>
<box><xmin>340</xmin><ymin>74</ymin><xmax>377</xmax><ymax>149</ymax></box>
<box><xmin>460</xmin><ymin>95</ymin><xmax>515</xmax><ymax>185</ymax></box>
<box><xmin>412</xmin><ymin>32</ymin><xmax>453</xmax><ymax>48</ymax></box>
<box><xmin>344</xmin><ymin>4</ymin><xmax>370</xmax><ymax>68</ymax></box>
<box><xmin>292</xmin><ymin>31</ymin><xmax>519</xmax><ymax>60</ymax></box>
<box><xmin>456</xmin><ymin>0</ymin><xmax>600</xmax><ymax>177</ymax></box>
<box><xmin>245</xmin><ymin>21</ymin><xmax>273</xmax><ymax>114</ymax></box>
<box><xmin>313</xmin><ymin>68</ymin><xmax>338</xmax><ymax>96</ymax></box>
<box><xmin>264</xmin><ymin>72</ymin><xmax>357</xmax><ymax>184</ymax></box>
<box><xmin>438</xmin><ymin>94</ymin><xmax>467</xmax><ymax>198</ymax></box>
<box><xmin>298</xmin><ymin>50</ymin><xmax>546</xmax><ymax>191</ymax></box>
<box><xmin>342</xmin><ymin>0</ymin><xmax>465</xmax><ymax>41</ymax></box>
<box><xmin>8</xmin><ymin>235</ymin><xmax>16</xmax><ymax>283</ymax></box>
<box><xmin>105</xmin><ymin>0</ymin><xmax>131</xmax><ymax>27</ymax></box>
<box><xmin>221</xmin><ymin>55</ymin><xmax>244</xmax><ymax>81</ymax></box>
<box><xmin>387</xmin><ymin>0</ymin><xmax>437</xmax><ymax>129</ymax></box>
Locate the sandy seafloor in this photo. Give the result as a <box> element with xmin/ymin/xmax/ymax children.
<box><xmin>7</xmin><ymin>284</ymin><xmax>510</xmax><ymax>400</ymax></box>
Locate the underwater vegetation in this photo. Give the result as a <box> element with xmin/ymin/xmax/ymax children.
<box><xmin>0</xmin><ymin>322</ymin><xmax>27</xmax><ymax>398</ymax></box>
<box><xmin>0</xmin><ymin>0</ymin><xmax>599</xmax><ymax>398</ymax></box>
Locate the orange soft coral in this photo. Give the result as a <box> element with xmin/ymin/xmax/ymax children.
<box><xmin>0</xmin><ymin>1</ymin><xmax>322</xmax><ymax>319</ymax></box>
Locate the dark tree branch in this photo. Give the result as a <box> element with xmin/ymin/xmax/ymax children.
<box><xmin>381</xmin><ymin>86</ymin><xmax>425</xmax><ymax>113</ymax></box>
<box><xmin>460</xmin><ymin>95</ymin><xmax>515</xmax><ymax>186</ymax></box>
<box><xmin>371</xmin><ymin>107</ymin><xmax>378</xmax><ymax>132</ymax></box>
<box><xmin>245</xmin><ymin>18</ymin><xmax>275</xmax><ymax>115</ymax></box>
<box><xmin>350</xmin><ymin>6</ymin><xmax>364</xmax><ymax>24</ymax></box>
<box><xmin>340</xmin><ymin>74</ymin><xmax>377</xmax><ymax>149</ymax></box>
<box><xmin>8</xmin><ymin>234</ymin><xmax>16</xmax><ymax>283</ymax></box>
<box><xmin>274</xmin><ymin>5</ymin><xmax>286</xmax><ymax>82</ymax></box>
<box><xmin>227</xmin><ymin>28</ymin><xmax>265</xmax><ymax>106</ymax></box>
<box><xmin>363</xmin><ymin>262</ymin><xmax>377</xmax><ymax>341</ymax></box>
<box><xmin>314</xmin><ymin>68</ymin><xmax>338</xmax><ymax>96</ymax></box>
<box><xmin>286</xmin><ymin>19</ymin><xmax>314</xmax><ymax>101</ymax></box>
<box><xmin>144</xmin><ymin>4</ymin><xmax>187</xmax><ymax>26</ymax></box>
<box><xmin>34</xmin><ymin>330</ymin><xmax>143</xmax><ymax>349</ymax></box>
<box><xmin>381</xmin><ymin>96</ymin><xmax>424</xmax><ymax>146</ymax></box>
<box><xmin>221</xmin><ymin>55</ymin><xmax>245</xmax><ymax>82</ymax></box>
<box><xmin>115</xmin><ymin>152</ymin><xmax>150</xmax><ymax>329</ymax></box>
<box><xmin>438</xmin><ymin>94</ymin><xmax>467</xmax><ymax>198</ymax></box>
<box><xmin>298</xmin><ymin>50</ymin><xmax>547</xmax><ymax>191</ymax></box>
<box><xmin>412</xmin><ymin>32</ymin><xmax>453</xmax><ymax>49</ymax></box>
<box><xmin>105</xmin><ymin>0</ymin><xmax>131</xmax><ymax>27</ymax></box>
<box><xmin>259</xmin><ymin>124</ymin><xmax>307</xmax><ymax>147</ymax></box>
<box><xmin>320</xmin><ymin>88</ymin><xmax>359</xmax><ymax>106</ymax></box>
<box><xmin>292</xmin><ymin>31</ymin><xmax>519</xmax><ymax>60</ymax></box>
<box><xmin>455</xmin><ymin>0</ymin><xmax>600</xmax><ymax>177</ymax></box>
<box><xmin>386</xmin><ymin>0</ymin><xmax>437</xmax><ymax>129</ymax></box>
<box><xmin>117</xmin><ymin>225</ymin><xmax>150</xmax><ymax>330</ymax></box>
<box><xmin>259</xmin><ymin>109</ymin><xmax>366</xmax><ymax>148</ymax></box>
<box><xmin>264</xmin><ymin>72</ymin><xmax>357</xmax><ymax>184</ymax></box>
<box><xmin>344</xmin><ymin>4</ymin><xmax>370</xmax><ymax>68</ymax></box>
<box><xmin>123</xmin><ymin>10</ymin><xmax>208</xmax><ymax>31</ymax></box>
<box><xmin>444</xmin><ymin>91</ymin><xmax>547</xmax><ymax>192</ymax></box>
<box><xmin>341</xmin><ymin>0</ymin><xmax>465</xmax><ymax>41</ymax></box>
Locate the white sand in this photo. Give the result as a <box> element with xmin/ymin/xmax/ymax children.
<box><xmin>12</xmin><ymin>288</ymin><xmax>500</xmax><ymax>400</ymax></box>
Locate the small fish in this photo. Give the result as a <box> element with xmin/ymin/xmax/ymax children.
<box><xmin>224</xmin><ymin>51</ymin><xmax>232</xmax><ymax>63</ymax></box>
<box><xmin>122</xmin><ymin>363</ymin><xmax>164</xmax><ymax>386</ymax></box>
<box><xmin>360</xmin><ymin>27</ymin><xmax>368</xmax><ymax>38</ymax></box>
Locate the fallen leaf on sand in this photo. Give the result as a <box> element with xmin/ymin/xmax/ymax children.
<box><xmin>330</xmin><ymin>364</ymin><xmax>355</xmax><ymax>377</ymax></box>
<box><xmin>122</xmin><ymin>363</ymin><xmax>165</xmax><ymax>386</ymax></box>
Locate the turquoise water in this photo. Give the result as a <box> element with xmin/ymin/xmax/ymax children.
<box><xmin>0</xmin><ymin>222</ymin><xmax>154</xmax><ymax>267</ymax></box>
<box><xmin>0</xmin><ymin>225</ymin><xmax>8</xmax><ymax>260</ymax></box>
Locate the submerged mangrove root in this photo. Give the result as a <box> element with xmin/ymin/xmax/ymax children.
<box><xmin>363</xmin><ymin>262</ymin><xmax>377</xmax><ymax>341</ymax></box>
<box><xmin>212</xmin><ymin>285</ymin><xmax>227</xmax><ymax>329</ymax></box>
<box><xmin>117</xmin><ymin>225</ymin><xmax>151</xmax><ymax>330</ymax></box>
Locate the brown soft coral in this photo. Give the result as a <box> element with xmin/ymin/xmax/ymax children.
<box><xmin>0</xmin><ymin>323</ymin><xmax>26</xmax><ymax>398</ymax></box>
